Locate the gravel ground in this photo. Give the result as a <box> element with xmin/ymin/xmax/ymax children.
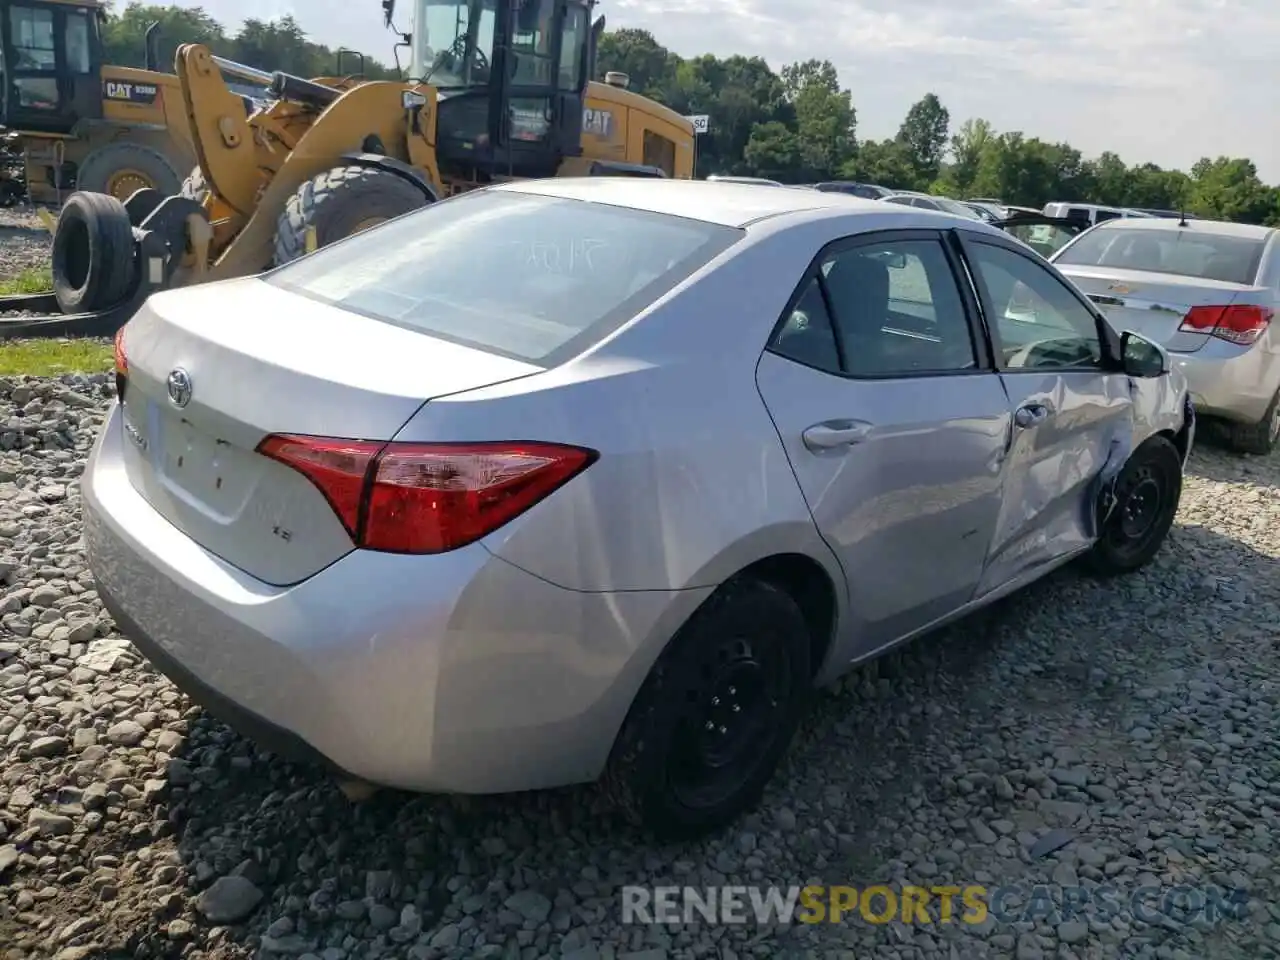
<box><xmin>0</xmin><ymin>206</ymin><xmax>53</xmax><ymax>284</ymax></box>
<box><xmin>1</xmin><ymin>372</ymin><xmax>1279</xmax><ymax>960</ymax></box>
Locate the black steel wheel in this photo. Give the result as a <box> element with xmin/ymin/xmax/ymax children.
<box><xmin>1085</xmin><ymin>435</ymin><xmax>1182</xmax><ymax>576</ymax></box>
<box><xmin>602</xmin><ymin>578</ymin><xmax>813</xmax><ymax>840</ymax></box>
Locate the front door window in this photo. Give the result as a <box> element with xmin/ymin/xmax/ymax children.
<box><xmin>9</xmin><ymin>4</ymin><xmax>57</xmax><ymax>108</ymax></box>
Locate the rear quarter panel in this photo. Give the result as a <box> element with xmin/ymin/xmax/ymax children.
<box><xmin>392</xmin><ymin>223</ymin><xmax>852</xmax><ymax>597</ymax></box>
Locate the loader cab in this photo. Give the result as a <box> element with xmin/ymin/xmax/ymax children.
<box><xmin>0</xmin><ymin>0</ymin><xmax>104</xmax><ymax>134</ymax></box>
<box><xmin>403</xmin><ymin>0</ymin><xmax>591</xmax><ymax>179</ymax></box>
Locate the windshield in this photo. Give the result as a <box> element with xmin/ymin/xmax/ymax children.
<box><xmin>412</xmin><ymin>0</ymin><xmax>497</xmax><ymax>86</ymax></box>
<box><xmin>267</xmin><ymin>190</ymin><xmax>743</xmax><ymax>365</ymax></box>
<box><xmin>1053</xmin><ymin>227</ymin><xmax>1265</xmax><ymax>285</ymax></box>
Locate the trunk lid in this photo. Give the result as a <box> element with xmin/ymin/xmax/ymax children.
<box><xmin>1053</xmin><ymin>265</ymin><xmax>1265</xmax><ymax>353</ymax></box>
<box><xmin>118</xmin><ymin>277</ymin><xmax>541</xmax><ymax>585</ymax></box>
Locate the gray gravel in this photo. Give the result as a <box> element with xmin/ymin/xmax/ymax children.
<box><xmin>1</xmin><ymin>372</ymin><xmax>1279</xmax><ymax>960</ymax></box>
<box><xmin>0</xmin><ymin>207</ymin><xmax>52</xmax><ymax>284</ymax></box>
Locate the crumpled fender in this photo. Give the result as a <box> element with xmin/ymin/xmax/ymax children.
<box><xmin>1084</xmin><ymin>431</ymin><xmax>1133</xmax><ymax>539</ymax></box>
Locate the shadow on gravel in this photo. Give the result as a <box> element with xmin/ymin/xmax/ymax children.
<box><xmin>127</xmin><ymin>520</ymin><xmax>1276</xmax><ymax>960</ymax></box>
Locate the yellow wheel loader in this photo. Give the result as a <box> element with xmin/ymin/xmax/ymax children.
<box><xmin>0</xmin><ymin>0</ymin><xmax>698</xmax><ymax>336</ymax></box>
<box><xmin>0</xmin><ymin>0</ymin><xmax>202</xmax><ymax>204</ymax></box>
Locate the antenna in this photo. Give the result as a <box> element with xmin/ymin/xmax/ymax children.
<box><xmin>1177</xmin><ymin>205</ymin><xmax>1188</xmax><ymax>227</ymax></box>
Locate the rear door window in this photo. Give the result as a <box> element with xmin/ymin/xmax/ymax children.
<box><xmin>267</xmin><ymin>190</ymin><xmax>742</xmax><ymax>365</ymax></box>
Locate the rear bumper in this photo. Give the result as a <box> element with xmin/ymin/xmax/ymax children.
<box><xmin>83</xmin><ymin>404</ymin><xmax>708</xmax><ymax>794</ymax></box>
<box><xmin>1172</xmin><ymin>342</ymin><xmax>1280</xmax><ymax>424</ymax></box>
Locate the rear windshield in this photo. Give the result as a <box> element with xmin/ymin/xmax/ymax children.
<box><xmin>267</xmin><ymin>190</ymin><xmax>742</xmax><ymax>364</ymax></box>
<box><xmin>1054</xmin><ymin>227</ymin><xmax>1265</xmax><ymax>284</ymax></box>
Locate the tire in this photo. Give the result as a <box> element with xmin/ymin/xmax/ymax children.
<box><xmin>74</xmin><ymin>142</ymin><xmax>182</xmax><ymax>201</ymax></box>
<box><xmin>273</xmin><ymin>165</ymin><xmax>431</xmax><ymax>266</ymax></box>
<box><xmin>1084</xmin><ymin>435</ymin><xmax>1182</xmax><ymax>577</ymax></box>
<box><xmin>601</xmin><ymin>578</ymin><xmax>813</xmax><ymax>840</ymax></box>
<box><xmin>1226</xmin><ymin>388</ymin><xmax>1280</xmax><ymax>456</ymax></box>
<box><xmin>180</xmin><ymin>166</ymin><xmax>209</xmax><ymax>204</ymax></box>
<box><xmin>52</xmin><ymin>192</ymin><xmax>136</xmax><ymax>314</ymax></box>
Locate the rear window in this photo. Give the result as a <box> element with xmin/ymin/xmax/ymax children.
<box><xmin>267</xmin><ymin>190</ymin><xmax>742</xmax><ymax>364</ymax></box>
<box><xmin>1053</xmin><ymin>227</ymin><xmax>1265</xmax><ymax>284</ymax></box>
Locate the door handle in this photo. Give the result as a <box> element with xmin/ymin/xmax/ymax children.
<box><xmin>802</xmin><ymin>420</ymin><xmax>872</xmax><ymax>451</ymax></box>
<box><xmin>1014</xmin><ymin>403</ymin><xmax>1050</xmax><ymax>428</ymax></box>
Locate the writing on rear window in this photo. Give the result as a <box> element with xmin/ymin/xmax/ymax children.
<box><xmin>509</xmin><ymin>237</ymin><xmax>609</xmax><ymax>273</ymax></box>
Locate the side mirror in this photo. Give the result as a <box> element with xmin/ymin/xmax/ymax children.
<box><xmin>1121</xmin><ymin>330</ymin><xmax>1168</xmax><ymax>378</ymax></box>
<box><xmin>382</xmin><ymin>0</ymin><xmax>395</xmax><ymax>28</ymax></box>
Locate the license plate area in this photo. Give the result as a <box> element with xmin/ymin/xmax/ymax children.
<box><xmin>124</xmin><ymin>395</ymin><xmax>258</xmax><ymax>517</ymax></box>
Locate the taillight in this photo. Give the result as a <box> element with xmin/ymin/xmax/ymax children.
<box><xmin>113</xmin><ymin>325</ymin><xmax>128</xmax><ymax>399</ymax></box>
<box><xmin>256</xmin><ymin>435</ymin><xmax>597</xmax><ymax>554</ymax></box>
<box><xmin>1178</xmin><ymin>304</ymin><xmax>1273</xmax><ymax>346</ymax></box>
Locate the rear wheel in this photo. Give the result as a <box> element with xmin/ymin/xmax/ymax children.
<box><xmin>75</xmin><ymin>142</ymin><xmax>181</xmax><ymax>201</ymax></box>
<box><xmin>1084</xmin><ymin>435</ymin><xmax>1182</xmax><ymax>577</ymax></box>
<box><xmin>272</xmin><ymin>165</ymin><xmax>431</xmax><ymax>266</ymax></box>
<box><xmin>601</xmin><ymin>578</ymin><xmax>813</xmax><ymax>840</ymax></box>
<box><xmin>1226</xmin><ymin>388</ymin><xmax>1280</xmax><ymax>456</ymax></box>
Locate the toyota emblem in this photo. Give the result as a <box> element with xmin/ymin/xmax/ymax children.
<box><xmin>167</xmin><ymin>368</ymin><xmax>192</xmax><ymax>407</ymax></box>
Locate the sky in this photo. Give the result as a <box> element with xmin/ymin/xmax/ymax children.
<box><xmin>185</xmin><ymin>0</ymin><xmax>1280</xmax><ymax>184</ymax></box>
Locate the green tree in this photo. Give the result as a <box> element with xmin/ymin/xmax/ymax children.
<box><xmin>779</xmin><ymin>59</ymin><xmax>855</xmax><ymax>181</ymax></box>
<box><xmin>1189</xmin><ymin>157</ymin><xmax>1275</xmax><ymax>223</ymax></box>
<box><xmin>936</xmin><ymin>118</ymin><xmax>993</xmax><ymax>197</ymax></box>
<box><xmin>743</xmin><ymin>121</ymin><xmax>802</xmax><ymax>180</ymax></box>
<box><xmin>896</xmin><ymin>93</ymin><xmax>950</xmax><ymax>188</ymax></box>
<box><xmin>846</xmin><ymin>139</ymin><xmax>917</xmax><ymax>190</ymax></box>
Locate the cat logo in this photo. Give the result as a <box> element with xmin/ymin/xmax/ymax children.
<box><xmin>582</xmin><ymin>107</ymin><xmax>612</xmax><ymax>138</ymax></box>
<box><xmin>103</xmin><ymin>80</ymin><xmax>159</xmax><ymax>105</ymax></box>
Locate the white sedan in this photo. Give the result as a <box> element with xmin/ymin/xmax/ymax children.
<box><xmin>85</xmin><ymin>179</ymin><xmax>1191</xmax><ymax>838</ymax></box>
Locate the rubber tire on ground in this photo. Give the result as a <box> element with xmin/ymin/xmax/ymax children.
<box><xmin>600</xmin><ymin>578</ymin><xmax>813</xmax><ymax>840</ymax></box>
<box><xmin>52</xmin><ymin>192</ymin><xmax>136</xmax><ymax>314</ymax></box>
<box><xmin>180</xmin><ymin>166</ymin><xmax>209</xmax><ymax>204</ymax></box>
<box><xmin>273</xmin><ymin>165</ymin><xmax>431</xmax><ymax>266</ymax></box>
<box><xmin>74</xmin><ymin>142</ymin><xmax>182</xmax><ymax>200</ymax></box>
<box><xmin>1083</xmin><ymin>435</ymin><xmax>1183</xmax><ymax>577</ymax></box>
<box><xmin>1226</xmin><ymin>387</ymin><xmax>1280</xmax><ymax>456</ymax></box>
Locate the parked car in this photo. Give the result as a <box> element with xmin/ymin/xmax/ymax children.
<box><xmin>884</xmin><ymin>193</ymin><xmax>986</xmax><ymax>219</ymax></box>
<box><xmin>707</xmin><ymin>175</ymin><xmax>783</xmax><ymax>186</ymax></box>
<box><xmin>811</xmin><ymin>181</ymin><xmax>894</xmax><ymax>199</ymax></box>
<box><xmin>1042</xmin><ymin>202</ymin><xmax>1153</xmax><ymax>226</ymax></box>
<box><xmin>994</xmin><ymin>212</ymin><xmax>1090</xmax><ymax>259</ymax></box>
<box><xmin>961</xmin><ymin>201</ymin><xmax>1002</xmax><ymax>222</ymax></box>
<box><xmin>87</xmin><ymin>179</ymin><xmax>1191</xmax><ymax>840</ymax></box>
<box><xmin>1052</xmin><ymin>218</ymin><xmax>1279</xmax><ymax>453</ymax></box>
<box><xmin>969</xmin><ymin>197</ymin><xmax>1005</xmax><ymax>206</ymax></box>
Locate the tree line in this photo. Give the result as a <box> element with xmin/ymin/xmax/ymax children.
<box><xmin>103</xmin><ymin>5</ymin><xmax>1280</xmax><ymax>225</ymax></box>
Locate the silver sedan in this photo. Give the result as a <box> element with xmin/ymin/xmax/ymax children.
<box><xmin>1052</xmin><ymin>218</ymin><xmax>1280</xmax><ymax>454</ymax></box>
<box><xmin>84</xmin><ymin>179</ymin><xmax>1191</xmax><ymax>839</ymax></box>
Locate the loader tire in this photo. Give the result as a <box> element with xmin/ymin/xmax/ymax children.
<box><xmin>75</xmin><ymin>142</ymin><xmax>182</xmax><ymax>202</ymax></box>
<box><xmin>52</xmin><ymin>192</ymin><xmax>136</xmax><ymax>314</ymax></box>
<box><xmin>180</xmin><ymin>167</ymin><xmax>210</xmax><ymax>204</ymax></box>
<box><xmin>273</xmin><ymin>165</ymin><xmax>431</xmax><ymax>266</ymax></box>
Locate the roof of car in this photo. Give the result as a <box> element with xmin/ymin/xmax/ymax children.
<box><xmin>494</xmin><ymin>177</ymin><xmax>888</xmax><ymax>228</ymax></box>
<box><xmin>1091</xmin><ymin>217</ymin><xmax>1276</xmax><ymax>240</ymax></box>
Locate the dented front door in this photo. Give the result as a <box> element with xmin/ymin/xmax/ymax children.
<box><xmin>954</xmin><ymin>231</ymin><xmax>1134</xmax><ymax>596</ymax></box>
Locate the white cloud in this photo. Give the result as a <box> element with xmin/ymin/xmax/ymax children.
<box><xmin>185</xmin><ymin>0</ymin><xmax>1280</xmax><ymax>182</ymax></box>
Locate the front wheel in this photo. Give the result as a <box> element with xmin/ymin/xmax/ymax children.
<box><xmin>272</xmin><ymin>165</ymin><xmax>431</xmax><ymax>266</ymax></box>
<box><xmin>601</xmin><ymin>578</ymin><xmax>813</xmax><ymax>840</ymax></box>
<box><xmin>1084</xmin><ymin>435</ymin><xmax>1182</xmax><ymax>577</ymax></box>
